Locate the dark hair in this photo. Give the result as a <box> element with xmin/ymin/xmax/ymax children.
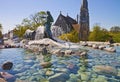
<box><xmin>47</xmin><ymin>11</ymin><xmax>50</xmax><ymax>14</ymax></box>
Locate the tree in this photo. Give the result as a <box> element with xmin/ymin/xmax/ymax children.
<box><xmin>21</xmin><ymin>18</ymin><xmax>32</xmax><ymax>27</ymax></box>
<box><xmin>59</xmin><ymin>30</ymin><xmax>79</xmax><ymax>43</ymax></box>
<box><xmin>89</xmin><ymin>25</ymin><xmax>101</xmax><ymax>41</ymax></box>
<box><xmin>13</xmin><ymin>25</ymin><xmax>29</xmax><ymax>39</ymax></box>
<box><xmin>13</xmin><ymin>11</ymin><xmax>47</xmax><ymax>38</ymax></box>
<box><xmin>89</xmin><ymin>25</ymin><xmax>110</xmax><ymax>41</ymax></box>
<box><xmin>0</xmin><ymin>23</ymin><xmax>2</xmax><ymax>30</ymax></box>
<box><xmin>0</xmin><ymin>31</ymin><xmax>2</xmax><ymax>39</ymax></box>
<box><xmin>30</xmin><ymin>11</ymin><xmax>47</xmax><ymax>26</ymax></box>
<box><xmin>109</xmin><ymin>31</ymin><xmax>120</xmax><ymax>43</ymax></box>
<box><xmin>0</xmin><ymin>23</ymin><xmax>3</xmax><ymax>38</ymax></box>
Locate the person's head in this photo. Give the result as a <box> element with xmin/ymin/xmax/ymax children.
<box><xmin>47</xmin><ymin>11</ymin><xmax>50</xmax><ymax>14</ymax></box>
<box><xmin>46</xmin><ymin>11</ymin><xmax>51</xmax><ymax>16</ymax></box>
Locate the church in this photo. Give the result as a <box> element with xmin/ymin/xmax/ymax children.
<box><xmin>54</xmin><ymin>0</ymin><xmax>89</xmax><ymax>41</ymax></box>
<box><xmin>54</xmin><ymin>13</ymin><xmax>78</xmax><ymax>34</ymax></box>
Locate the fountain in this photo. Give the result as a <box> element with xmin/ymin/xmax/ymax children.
<box><xmin>35</xmin><ymin>26</ymin><xmax>45</xmax><ymax>40</ymax></box>
<box><xmin>34</xmin><ymin>11</ymin><xmax>58</xmax><ymax>41</ymax></box>
<box><xmin>51</xmin><ymin>26</ymin><xmax>64</xmax><ymax>37</ymax></box>
<box><xmin>3</xmin><ymin>19</ymin><xmax>120</xmax><ymax>82</ymax></box>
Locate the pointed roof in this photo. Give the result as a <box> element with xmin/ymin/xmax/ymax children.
<box><xmin>54</xmin><ymin>13</ymin><xmax>68</xmax><ymax>26</ymax></box>
<box><xmin>66</xmin><ymin>15</ymin><xmax>77</xmax><ymax>24</ymax></box>
<box><xmin>54</xmin><ymin>13</ymin><xmax>77</xmax><ymax>26</ymax></box>
<box><xmin>81</xmin><ymin>0</ymin><xmax>88</xmax><ymax>10</ymax></box>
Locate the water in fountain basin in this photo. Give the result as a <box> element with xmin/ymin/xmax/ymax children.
<box><xmin>0</xmin><ymin>45</ymin><xmax>120</xmax><ymax>82</ymax></box>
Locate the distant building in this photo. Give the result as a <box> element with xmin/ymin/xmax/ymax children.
<box><xmin>3</xmin><ymin>30</ymin><xmax>20</xmax><ymax>44</ymax></box>
<box><xmin>3</xmin><ymin>30</ymin><xmax>14</xmax><ymax>40</ymax></box>
<box><xmin>79</xmin><ymin>0</ymin><xmax>89</xmax><ymax>41</ymax></box>
<box><xmin>8</xmin><ymin>30</ymin><xmax>14</xmax><ymax>39</ymax></box>
<box><xmin>54</xmin><ymin>13</ymin><xmax>78</xmax><ymax>34</ymax></box>
<box><xmin>0</xmin><ymin>38</ymin><xmax>3</xmax><ymax>44</ymax></box>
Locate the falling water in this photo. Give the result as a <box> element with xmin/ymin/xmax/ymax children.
<box><xmin>65</xmin><ymin>24</ymin><xmax>71</xmax><ymax>49</ymax></box>
<box><xmin>35</xmin><ymin>26</ymin><xmax>45</xmax><ymax>40</ymax></box>
<box><xmin>51</xmin><ymin>25</ymin><xmax>71</xmax><ymax>49</ymax></box>
<box><xmin>51</xmin><ymin>26</ymin><xmax>64</xmax><ymax>37</ymax></box>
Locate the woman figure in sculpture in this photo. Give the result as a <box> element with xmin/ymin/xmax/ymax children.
<box><xmin>44</xmin><ymin>11</ymin><xmax>54</xmax><ymax>39</ymax></box>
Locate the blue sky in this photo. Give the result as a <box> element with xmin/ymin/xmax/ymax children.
<box><xmin>0</xmin><ymin>0</ymin><xmax>120</xmax><ymax>33</ymax></box>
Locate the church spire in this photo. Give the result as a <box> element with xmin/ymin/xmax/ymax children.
<box><xmin>79</xmin><ymin>0</ymin><xmax>89</xmax><ymax>41</ymax></box>
<box><xmin>81</xmin><ymin>0</ymin><xmax>88</xmax><ymax>10</ymax></box>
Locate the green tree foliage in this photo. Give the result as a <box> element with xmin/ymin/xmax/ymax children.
<box><xmin>109</xmin><ymin>32</ymin><xmax>120</xmax><ymax>43</ymax></box>
<box><xmin>13</xmin><ymin>11</ymin><xmax>47</xmax><ymax>38</ymax></box>
<box><xmin>0</xmin><ymin>31</ymin><xmax>2</xmax><ymax>38</ymax></box>
<box><xmin>0</xmin><ymin>23</ymin><xmax>2</xmax><ymax>30</ymax></box>
<box><xmin>0</xmin><ymin>23</ymin><xmax>3</xmax><ymax>38</ymax></box>
<box><xmin>13</xmin><ymin>25</ymin><xmax>29</xmax><ymax>39</ymax></box>
<box><xmin>59</xmin><ymin>30</ymin><xmax>79</xmax><ymax>43</ymax></box>
<box><xmin>21</xmin><ymin>18</ymin><xmax>32</xmax><ymax>28</ymax></box>
<box><xmin>30</xmin><ymin>11</ymin><xmax>47</xmax><ymax>27</ymax></box>
<box><xmin>109</xmin><ymin>26</ymin><xmax>120</xmax><ymax>42</ymax></box>
<box><xmin>89</xmin><ymin>25</ymin><xmax>110</xmax><ymax>41</ymax></box>
<box><xmin>59</xmin><ymin>25</ymin><xmax>120</xmax><ymax>43</ymax></box>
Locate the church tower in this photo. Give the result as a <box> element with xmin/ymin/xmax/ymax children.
<box><xmin>79</xmin><ymin>0</ymin><xmax>89</xmax><ymax>41</ymax></box>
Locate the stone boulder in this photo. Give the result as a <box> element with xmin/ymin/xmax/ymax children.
<box><xmin>45</xmin><ymin>70</ymin><xmax>54</xmax><ymax>76</ymax></box>
<box><xmin>98</xmin><ymin>45</ymin><xmax>105</xmax><ymax>50</ymax></box>
<box><xmin>2</xmin><ymin>62</ymin><xmax>13</xmax><ymax>70</ymax></box>
<box><xmin>51</xmin><ymin>49</ymin><xmax>65</xmax><ymax>57</ymax></box>
<box><xmin>78</xmin><ymin>72</ymin><xmax>91</xmax><ymax>81</ymax></box>
<box><xmin>81</xmin><ymin>42</ymin><xmax>88</xmax><ymax>46</ymax></box>
<box><xmin>92</xmin><ymin>44</ymin><xmax>98</xmax><ymax>49</ymax></box>
<box><xmin>93</xmin><ymin>65</ymin><xmax>118</xmax><ymax>75</ymax></box>
<box><xmin>93</xmin><ymin>75</ymin><xmax>108</xmax><ymax>82</ymax></box>
<box><xmin>48</xmin><ymin>73</ymin><xmax>69</xmax><ymax>82</ymax></box>
<box><xmin>52</xmin><ymin>49</ymin><xmax>61</xmax><ymax>55</ymax></box>
<box><xmin>40</xmin><ymin>62</ymin><xmax>52</xmax><ymax>68</ymax></box>
<box><xmin>24</xmin><ymin>29</ymin><xmax>34</xmax><ymax>40</ymax></box>
<box><xmin>55</xmin><ymin>68</ymin><xmax>69</xmax><ymax>73</ymax></box>
<box><xmin>65</xmin><ymin>50</ymin><xmax>73</xmax><ymax>55</ymax></box>
<box><xmin>88</xmin><ymin>43</ymin><xmax>92</xmax><ymax>47</ymax></box>
<box><xmin>28</xmin><ymin>38</ymin><xmax>67</xmax><ymax>48</ymax></box>
<box><xmin>79</xmin><ymin>52</ymin><xmax>87</xmax><ymax>57</ymax></box>
<box><xmin>104</xmin><ymin>47</ymin><xmax>116</xmax><ymax>52</ymax></box>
